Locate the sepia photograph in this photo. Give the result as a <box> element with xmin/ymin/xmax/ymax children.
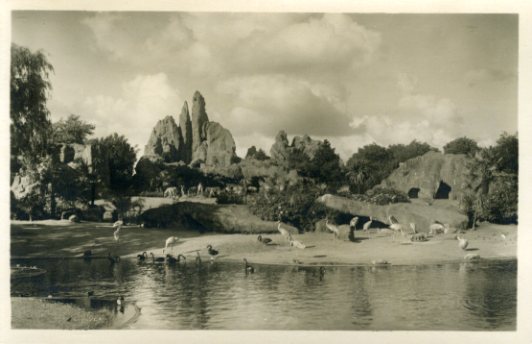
<box><xmin>2</xmin><ymin>1</ymin><xmax>531</xmax><ymax>342</ymax></box>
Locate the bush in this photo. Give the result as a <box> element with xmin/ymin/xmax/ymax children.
<box><xmin>482</xmin><ymin>175</ymin><xmax>518</xmax><ymax>224</ymax></box>
<box><xmin>216</xmin><ymin>190</ymin><xmax>245</xmax><ymax>205</ymax></box>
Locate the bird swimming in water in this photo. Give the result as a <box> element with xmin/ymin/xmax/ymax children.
<box><xmin>257</xmin><ymin>235</ymin><xmax>273</xmax><ymax>244</ymax></box>
<box><xmin>176</xmin><ymin>254</ymin><xmax>187</xmax><ymax>264</ymax></box>
<box><xmin>107</xmin><ymin>253</ymin><xmax>120</xmax><ymax>264</ymax></box>
<box><xmin>83</xmin><ymin>250</ymin><xmax>92</xmax><ymax>260</ymax></box>
<box><xmin>243</xmin><ymin>258</ymin><xmax>255</xmax><ymax>273</ymax></box>
<box><xmin>150</xmin><ymin>252</ymin><xmax>165</xmax><ymax>264</ymax></box>
<box><xmin>457</xmin><ymin>236</ymin><xmax>469</xmax><ymax>250</ymax></box>
<box><xmin>165</xmin><ymin>254</ymin><xmax>178</xmax><ymax>265</ymax></box>
<box><xmin>137</xmin><ymin>252</ymin><xmax>148</xmax><ymax>261</ymax></box>
<box><xmin>207</xmin><ymin>245</ymin><xmax>219</xmax><ymax>261</ymax></box>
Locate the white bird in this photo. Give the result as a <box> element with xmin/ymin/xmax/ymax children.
<box><xmin>277</xmin><ymin>220</ymin><xmax>292</xmax><ymax>241</ymax></box>
<box><xmin>113</xmin><ymin>220</ymin><xmax>123</xmax><ymax>243</ymax></box>
<box><xmin>410</xmin><ymin>223</ymin><xmax>417</xmax><ymax>234</ymax></box>
<box><xmin>429</xmin><ymin>221</ymin><xmax>448</xmax><ymax>235</ymax></box>
<box><xmin>363</xmin><ymin>216</ymin><xmax>373</xmax><ymax>237</ymax></box>
<box><xmin>289</xmin><ymin>239</ymin><xmax>306</xmax><ymax>249</ymax></box>
<box><xmin>163</xmin><ymin>236</ymin><xmax>179</xmax><ymax>254</ymax></box>
<box><xmin>325</xmin><ymin>218</ymin><xmax>340</xmax><ymax>238</ymax></box>
<box><xmin>388</xmin><ymin>215</ymin><xmax>404</xmax><ymax>241</ymax></box>
<box><xmin>457</xmin><ymin>236</ymin><xmax>469</xmax><ymax>250</ymax></box>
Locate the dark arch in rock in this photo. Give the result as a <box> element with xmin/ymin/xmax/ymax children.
<box><xmin>408</xmin><ymin>187</ymin><xmax>420</xmax><ymax>198</ymax></box>
<box><xmin>434</xmin><ymin>181</ymin><xmax>451</xmax><ymax>199</ymax></box>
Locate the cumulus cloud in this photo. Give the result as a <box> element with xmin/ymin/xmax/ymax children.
<box><xmin>217</xmin><ymin>74</ymin><xmax>353</xmax><ymax>137</ymax></box>
<box><xmin>80</xmin><ymin>73</ymin><xmax>182</xmax><ymax>152</ymax></box>
<box><xmin>347</xmin><ymin>73</ymin><xmax>465</xmax><ymax>149</ymax></box>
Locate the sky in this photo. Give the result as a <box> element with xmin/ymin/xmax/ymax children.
<box><xmin>11</xmin><ymin>11</ymin><xmax>518</xmax><ymax>160</ymax></box>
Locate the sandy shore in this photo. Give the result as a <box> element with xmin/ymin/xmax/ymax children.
<box><xmin>11</xmin><ymin>219</ymin><xmax>516</xmax><ymax>266</ymax></box>
<box><xmin>127</xmin><ymin>222</ymin><xmax>517</xmax><ymax>266</ymax></box>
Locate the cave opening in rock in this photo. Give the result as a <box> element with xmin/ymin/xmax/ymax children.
<box><xmin>408</xmin><ymin>187</ymin><xmax>420</xmax><ymax>198</ymax></box>
<box><xmin>434</xmin><ymin>181</ymin><xmax>451</xmax><ymax>199</ymax></box>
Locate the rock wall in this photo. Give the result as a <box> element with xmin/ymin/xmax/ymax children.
<box><xmin>380</xmin><ymin>151</ymin><xmax>473</xmax><ymax>201</ymax></box>
<box><xmin>269</xmin><ymin>130</ymin><xmax>323</xmax><ymax>167</ymax></box>
<box><xmin>144</xmin><ymin>116</ymin><xmax>184</xmax><ymax>162</ymax></box>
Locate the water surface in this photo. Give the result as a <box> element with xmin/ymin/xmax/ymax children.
<box><xmin>11</xmin><ymin>258</ymin><xmax>516</xmax><ymax>330</ymax></box>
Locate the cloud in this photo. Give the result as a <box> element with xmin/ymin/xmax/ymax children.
<box><xmin>82</xmin><ymin>13</ymin><xmax>380</xmax><ymax>78</ymax></box>
<box><xmin>217</xmin><ymin>74</ymin><xmax>353</xmax><ymax>137</ymax></box>
<box><xmin>464</xmin><ymin>68</ymin><xmax>515</xmax><ymax>86</ymax></box>
<box><xmin>80</xmin><ymin>73</ymin><xmax>182</xmax><ymax>153</ymax></box>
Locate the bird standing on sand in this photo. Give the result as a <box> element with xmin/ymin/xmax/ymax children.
<box><xmin>457</xmin><ymin>236</ymin><xmax>469</xmax><ymax>250</ymax></box>
<box><xmin>363</xmin><ymin>216</ymin><xmax>373</xmax><ymax>237</ymax></box>
<box><xmin>113</xmin><ymin>220</ymin><xmax>123</xmax><ymax>243</ymax></box>
<box><xmin>388</xmin><ymin>215</ymin><xmax>404</xmax><ymax>241</ymax></box>
<box><xmin>349</xmin><ymin>216</ymin><xmax>359</xmax><ymax>242</ymax></box>
<box><xmin>277</xmin><ymin>220</ymin><xmax>293</xmax><ymax>241</ymax></box>
<box><xmin>207</xmin><ymin>245</ymin><xmax>219</xmax><ymax>261</ymax></box>
<box><xmin>257</xmin><ymin>235</ymin><xmax>273</xmax><ymax>245</ymax></box>
<box><xmin>243</xmin><ymin>258</ymin><xmax>255</xmax><ymax>273</ymax></box>
<box><xmin>163</xmin><ymin>236</ymin><xmax>179</xmax><ymax>254</ymax></box>
<box><xmin>325</xmin><ymin>218</ymin><xmax>340</xmax><ymax>238</ymax></box>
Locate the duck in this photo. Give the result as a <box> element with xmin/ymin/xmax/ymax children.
<box><xmin>150</xmin><ymin>252</ymin><xmax>165</xmax><ymax>264</ymax></box>
<box><xmin>207</xmin><ymin>245</ymin><xmax>219</xmax><ymax>261</ymax></box>
<box><xmin>257</xmin><ymin>235</ymin><xmax>273</xmax><ymax>245</ymax></box>
<box><xmin>137</xmin><ymin>251</ymin><xmax>148</xmax><ymax>262</ymax></box>
<box><xmin>107</xmin><ymin>253</ymin><xmax>121</xmax><ymax>264</ymax></box>
<box><xmin>176</xmin><ymin>254</ymin><xmax>187</xmax><ymax>264</ymax></box>
<box><xmin>243</xmin><ymin>258</ymin><xmax>255</xmax><ymax>273</ymax></box>
<box><xmin>457</xmin><ymin>236</ymin><xmax>469</xmax><ymax>250</ymax></box>
<box><xmin>165</xmin><ymin>254</ymin><xmax>178</xmax><ymax>265</ymax></box>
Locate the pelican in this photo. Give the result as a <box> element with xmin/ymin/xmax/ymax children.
<box><xmin>325</xmin><ymin>218</ymin><xmax>340</xmax><ymax>238</ymax></box>
<box><xmin>349</xmin><ymin>216</ymin><xmax>359</xmax><ymax>242</ymax></box>
<box><xmin>207</xmin><ymin>245</ymin><xmax>219</xmax><ymax>261</ymax></box>
<box><xmin>163</xmin><ymin>236</ymin><xmax>179</xmax><ymax>254</ymax></box>
<box><xmin>457</xmin><ymin>236</ymin><xmax>469</xmax><ymax>250</ymax></box>
<box><xmin>388</xmin><ymin>215</ymin><xmax>404</xmax><ymax>241</ymax></box>
<box><xmin>277</xmin><ymin>220</ymin><xmax>292</xmax><ymax>241</ymax></box>
<box><xmin>289</xmin><ymin>239</ymin><xmax>306</xmax><ymax>249</ymax></box>
<box><xmin>257</xmin><ymin>235</ymin><xmax>273</xmax><ymax>244</ymax></box>
<box><xmin>243</xmin><ymin>258</ymin><xmax>255</xmax><ymax>273</ymax></box>
<box><xmin>150</xmin><ymin>252</ymin><xmax>165</xmax><ymax>263</ymax></box>
<box><xmin>363</xmin><ymin>216</ymin><xmax>373</xmax><ymax>237</ymax></box>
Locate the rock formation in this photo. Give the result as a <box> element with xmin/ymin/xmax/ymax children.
<box><xmin>269</xmin><ymin>130</ymin><xmax>323</xmax><ymax>167</ymax></box>
<box><xmin>379</xmin><ymin>151</ymin><xmax>473</xmax><ymax>201</ymax></box>
<box><xmin>179</xmin><ymin>101</ymin><xmax>192</xmax><ymax>163</ymax></box>
<box><xmin>143</xmin><ymin>91</ymin><xmax>237</xmax><ymax>168</ymax></box>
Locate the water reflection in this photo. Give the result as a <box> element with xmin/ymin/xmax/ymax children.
<box><xmin>11</xmin><ymin>258</ymin><xmax>516</xmax><ymax>330</ymax></box>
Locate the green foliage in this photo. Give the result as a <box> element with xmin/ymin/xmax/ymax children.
<box><xmin>245</xmin><ymin>146</ymin><xmax>269</xmax><ymax>161</ymax></box>
<box><xmin>443</xmin><ymin>137</ymin><xmax>480</xmax><ymax>155</ymax></box>
<box><xmin>10</xmin><ymin>44</ymin><xmax>54</xmax><ymax>169</ymax></box>
<box><xmin>346</xmin><ymin>140</ymin><xmax>437</xmax><ymax>194</ymax></box>
<box><xmin>52</xmin><ymin>114</ymin><xmax>95</xmax><ymax>144</ymax></box>
<box><xmin>247</xmin><ymin>181</ymin><xmax>324</xmax><ymax>231</ymax></box>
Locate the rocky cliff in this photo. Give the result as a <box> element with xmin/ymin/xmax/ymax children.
<box><xmin>380</xmin><ymin>151</ymin><xmax>473</xmax><ymax>201</ymax></box>
<box><xmin>143</xmin><ymin>91</ymin><xmax>237</xmax><ymax>168</ymax></box>
<box><xmin>269</xmin><ymin>130</ymin><xmax>322</xmax><ymax>167</ymax></box>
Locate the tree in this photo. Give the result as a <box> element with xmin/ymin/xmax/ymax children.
<box><xmin>52</xmin><ymin>114</ymin><xmax>95</xmax><ymax>144</ymax></box>
<box><xmin>443</xmin><ymin>137</ymin><xmax>480</xmax><ymax>156</ymax></box>
<box><xmin>100</xmin><ymin>133</ymin><xmax>137</xmax><ymax>195</ymax></box>
<box><xmin>492</xmin><ymin>132</ymin><xmax>518</xmax><ymax>174</ymax></box>
<box><xmin>10</xmin><ymin>44</ymin><xmax>54</xmax><ymax>170</ymax></box>
<box><xmin>306</xmin><ymin>140</ymin><xmax>344</xmax><ymax>187</ymax></box>
<box><xmin>388</xmin><ymin>140</ymin><xmax>437</xmax><ymax>163</ymax></box>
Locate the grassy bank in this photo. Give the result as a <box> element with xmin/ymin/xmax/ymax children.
<box><xmin>11</xmin><ymin>298</ymin><xmax>112</xmax><ymax>329</ymax></box>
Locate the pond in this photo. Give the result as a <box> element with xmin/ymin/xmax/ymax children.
<box><xmin>11</xmin><ymin>258</ymin><xmax>516</xmax><ymax>330</ymax></box>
